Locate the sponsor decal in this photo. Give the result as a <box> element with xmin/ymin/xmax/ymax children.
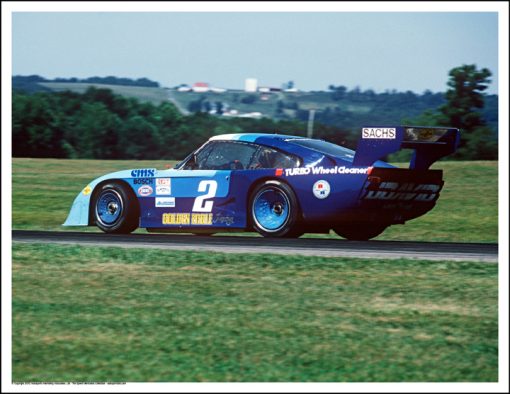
<box><xmin>362</xmin><ymin>127</ymin><xmax>396</xmax><ymax>139</ymax></box>
<box><xmin>214</xmin><ymin>214</ymin><xmax>235</xmax><ymax>226</ymax></box>
<box><xmin>82</xmin><ymin>185</ymin><xmax>92</xmax><ymax>196</ymax></box>
<box><xmin>285</xmin><ymin>166</ymin><xmax>368</xmax><ymax>177</ymax></box>
<box><xmin>163</xmin><ymin>213</ymin><xmax>190</xmax><ymax>225</ymax></box>
<box><xmin>286</xmin><ymin>167</ymin><xmax>311</xmax><ymax>176</ymax></box>
<box><xmin>137</xmin><ymin>185</ymin><xmax>153</xmax><ymax>197</ymax></box>
<box><xmin>363</xmin><ymin>183</ymin><xmax>441</xmax><ymax>202</ymax></box>
<box><xmin>191</xmin><ymin>213</ymin><xmax>213</xmax><ymax>225</ymax></box>
<box><xmin>155</xmin><ymin>178</ymin><xmax>171</xmax><ymax>195</ymax></box>
<box><xmin>156</xmin><ymin>185</ymin><xmax>171</xmax><ymax>195</ymax></box>
<box><xmin>155</xmin><ymin>197</ymin><xmax>175</xmax><ymax>208</ymax></box>
<box><xmin>162</xmin><ymin>213</ymin><xmax>213</xmax><ymax>225</ymax></box>
<box><xmin>134</xmin><ymin>178</ymin><xmax>153</xmax><ymax>185</ymax></box>
<box><xmin>313</xmin><ymin>180</ymin><xmax>331</xmax><ymax>199</ymax></box>
<box><xmin>131</xmin><ymin>168</ymin><xmax>156</xmax><ymax>178</ymax></box>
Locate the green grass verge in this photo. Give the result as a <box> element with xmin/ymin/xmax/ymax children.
<box><xmin>12</xmin><ymin>158</ymin><xmax>497</xmax><ymax>242</ymax></box>
<box><xmin>12</xmin><ymin>243</ymin><xmax>497</xmax><ymax>382</ymax></box>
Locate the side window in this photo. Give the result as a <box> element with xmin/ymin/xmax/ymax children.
<box><xmin>181</xmin><ymin>142</ymin><xmax>215</xmax><ymax>170</ymax></box>
<box><xmin>203</xmin><ymin>142</ymin><xmax>258</xmax><ymax>170</ymax></box>
<box><xmin>249</xmin><ymin>147</ymin><xmax>300</xmax><ymax>169</ymax></box>
<box><xmin>195</xmin><ymin>142</ymin><xmax>215</xmax><ymax>169</ymax></box>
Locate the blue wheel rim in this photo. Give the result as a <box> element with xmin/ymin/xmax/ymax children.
<box><xmin>253</xmin><ymin>188</ymin><xmax>290</xmax><ymax>232</ymax></box>
<box><xmin>96</xmin><ymin>190</ymin><xmax>123</xmax><ymax>227</ymax></box>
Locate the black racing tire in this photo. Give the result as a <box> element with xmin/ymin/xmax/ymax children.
<box><xmin>333</xmin><ymin>223</ymin><xmax>388</xmax><ymax>241</ymax></box>
<box><xmin>93</xmin><ymin>182</ymin><xmax>139</xmax><ymax>234</ymax></box>
<box><xmin>249</xmin><ymin>180</ymin><xmax>302</xmax><ymax>238</ymax></box>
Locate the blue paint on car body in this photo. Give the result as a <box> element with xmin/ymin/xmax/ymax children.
<box><xmin>64</xmin><ymin>126</ymin><xmax>459</xmax><ymax>240</ymax></box>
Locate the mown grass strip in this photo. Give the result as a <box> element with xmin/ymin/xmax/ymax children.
<box><xmin>12</xmin><ymin>243</ymin><xmax>498</xmax><ymax>382</ymax></box>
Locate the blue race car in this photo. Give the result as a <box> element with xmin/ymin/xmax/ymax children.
<box><xmin>64</xmin><ymin>126</ymin><xmax>459</xmax><ymax>240</ymax></box>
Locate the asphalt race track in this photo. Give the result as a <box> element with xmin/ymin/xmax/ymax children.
<box><xmin>12</xmin><ymin>230</ymin><xmax>498</xmax><ymax>263</ymax></box>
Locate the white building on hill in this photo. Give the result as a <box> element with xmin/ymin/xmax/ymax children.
<box><xmin>245</xmin><ymin>78</ymin><xmax>258</xmax><ymax>92</ymax></box>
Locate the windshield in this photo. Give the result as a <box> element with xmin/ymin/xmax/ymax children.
<box><xmin>289</xmin><ymin>139</ymin><xmax>355</xmax><ymax>162</ymax></box>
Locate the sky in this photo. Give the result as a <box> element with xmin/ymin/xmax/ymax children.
<box><xmin>11</xmin><ymin>8</ymin><xmax>500</xmax><ymax>94</ymax></box>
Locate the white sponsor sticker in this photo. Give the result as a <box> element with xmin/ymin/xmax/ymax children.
<box><xmin>137</xmin><ymin>185</ymin><xmax>153</xmax><ymax>197</ymax></box>
<box><xmin>156</xmin><ymin>185</ymin><xmax>171</xmax><ymax>195</ymax></box>
<box><xmin>155</xmin><ymin>197</ymin><xmax>176</xmax><ymax>208</ymax></box>
<box><xmin>362</xmin><ymin>127</ymin><xmax>396</xmax><ymax>139</ymax></box>
<box><xmin>155</xmin><ymin>178</ymin><xmax>171</xmax><ymax>194</ymax></box>
<box><xmin>313</xmin><ymin>180</ymin><xmax>331</xmax><ymax>199</ymax></box>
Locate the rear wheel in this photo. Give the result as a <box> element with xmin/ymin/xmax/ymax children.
<box><xmin>249</xmin><ymin>180</ymin><xmax>302</xmax><ymax>238</ymax></box>
<box><xmin>93</xmin><ymin>183</ymin><xmax>139</xmax><ymax>234</ymax></box>
<box><xmin>333</xmin><ymin>223</ymin><xmax>387</xmax><ymax>241</ymax></box>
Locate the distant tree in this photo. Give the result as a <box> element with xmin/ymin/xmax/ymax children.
<box><xmin>438</xmin><ymin>64</ymin><xmax>496</xmax><ymax>159</ymax></box>
<box><xmin>74</xmin><ymin>102</ymin><xmax>122</xmax><ymax>159</ymax></box>
<box><xmin>119</xmin><ymin>115</ymin><xmax>162</xmax><ymax>159</ymax></box>
<box><xmin>12</xmin><ymin>92</ymin><xmax>65</xmax><ymax>157</ymax></box>
<box><xmin>83</xmin><ymin>87</ymin><xmax>116</xmax><ymax>111</ymax></box>
<box><xmin>330</xmin><ymin>85</ymin><xmax>347</xmax><ymax>101</ymax></box>
<box><xmin>156</xmin><ymin>102</ymin><xmax>183</xmax><ymax>129</ymax></box>
<box><xmin>276</xmin><ymin>100</ymin><xmax>284</xmax><ymax>115</ymax></box>
<box><xmin>203</xmin><ymin>100</ymin><xmax>212</xmax><ymax>113</ymax></box>
<box><xmin>403</xmin><ymin>64</ymin><xmax>496</xmax><ymax>160</ymax></box>
<box><xmin>438</xmin><ymin>64</ymin><xmax>491</xmax><ymax>130</ymax></box>
<box><xmin>241</xmin><ymin>95</ymin><xmax>257</xmax><ymax>104</ymax></box>
<box><xmin>12</xmin><ymin>75</ymin><xmax>51</xmax><ymax>93</ymax></box>
<box><xmin>187</xmin><ymin>98</ymin><xmax>203</xmax><ymax>113</ymax></box>
<box><xmin>215</xmin><ymin>101</ymin><xmax>224</xmax><ymax>115</ymax></box>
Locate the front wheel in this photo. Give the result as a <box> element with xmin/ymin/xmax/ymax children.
<box><xmin>333</xmin><ymin>223</ymin><xmax>387</xmax><ymax>241</ymax></box>
<box><xmin>249</xmin><ymin>180</ymin><xmax>302</xmax><ymax>237</ymax></box>
<box><xmin>93</xmin><ymin>183</ymin><xmax>139</xmax><ymax>234</ymax></box>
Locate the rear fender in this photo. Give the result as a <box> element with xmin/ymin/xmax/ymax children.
<box><xmin>358</xmin><ymin>167</ymin><xmax>444</xmax><ymax>223</ymax></box>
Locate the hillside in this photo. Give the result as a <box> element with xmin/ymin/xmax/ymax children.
<box><xmin>24</xmin><ymin>80</ymin><xmax>498</xmax><ymax>135</ymax></box>
<box><xmin>12</xmin><ymin>75</ymin><xmax>498</xmax><ymax>138</ymax></box>
<box><xmin>170</xmin><ymin>88</ymin><xmax>498</xmax><ymax>135</ymax></box>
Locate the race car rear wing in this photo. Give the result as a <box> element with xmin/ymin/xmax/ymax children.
<box><xmin>353</xmin><ymin>126</ymin><xmax>460</xmax><ymax>170</ymax></box>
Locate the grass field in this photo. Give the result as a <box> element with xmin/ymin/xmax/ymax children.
<box><xmin>37</xmin><ymin>83</ymin><xmax>360</xmax><ymax>117</ymax></box>
<box><xmin>12</xmin><ymin>158</ymin><xmax>498</xmax><ymax>242</ymax></box>
<box><xmin>12</xmin><ymin>243</ymin><xmax>498</xmax><ymax>382</ymax></box>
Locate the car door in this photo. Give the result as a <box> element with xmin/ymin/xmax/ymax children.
<box><xmin>148</xmin><ymin>140</ymin><xmax>259</xmax><ymax>230</ymax></box>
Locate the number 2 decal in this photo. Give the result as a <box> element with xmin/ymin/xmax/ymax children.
<box><xmin>192</xmin><ymin>180</ymin><xmax>218</xmax><ymax>212</ymax></box>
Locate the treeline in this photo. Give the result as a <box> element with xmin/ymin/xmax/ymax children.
<box><xmin>11</xmin><ymin>64</ymin><xmax>498</xmax><ymax>161</ymax></box>
<box><xmin>314</xmin><ymin>87</ymin><xmax>498</xmax><ymax>137</ymax></box>
<box><xmin>12</xmin><ymin>87</ymin><xmax>354</xmax><ymax>160</ymax></box>
<box><xmin>12</xmin><ymin>75</ymin><xmax>160</xmax><ymax>93</ymax></box>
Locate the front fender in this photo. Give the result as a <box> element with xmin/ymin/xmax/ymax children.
<box><xmin>62</xmin><ymin>170</ymin><xmax>135</xmax><ymax>226</ymax></box>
